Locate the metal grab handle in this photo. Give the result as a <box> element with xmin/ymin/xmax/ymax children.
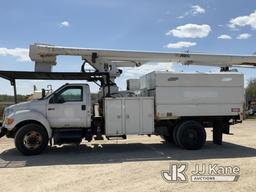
<box><xmin>48</xmin><ymin>108</ymin><xmax>55</xmax><ymax>111</ymax></box>
<box><xmin>81</xmin><ymin>105</ymin><xmax>86</xmax><ymax>111</ymax></box>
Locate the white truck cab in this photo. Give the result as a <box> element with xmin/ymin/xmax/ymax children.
<box><xmin>1</xmin><ymin>84</ymin><xmax>93</xmax><ymax>155</ymax></box>
<box><xmin>3</xmin><ymin>83</ymin><xmax>91</xmax><ymax>133</ymax></box>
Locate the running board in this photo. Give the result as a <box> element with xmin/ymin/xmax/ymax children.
<box><xmin>94</xmin><ymin>135</ymin><xmax>104</xmax><ymax>140</ymax></box>
<box><xmin>106</xmin><ymin>135</ymin><xmax>127</xmax><ymax>140</ymax></box>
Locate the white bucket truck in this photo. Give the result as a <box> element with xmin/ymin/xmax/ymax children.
<box><xmin>0</xmin><ymin>44</ymin><xmax>255</xmax><ymax>155</ymax></box>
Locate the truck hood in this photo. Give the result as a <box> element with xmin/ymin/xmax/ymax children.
<box><xmin>8</xmin><ymin>100</ymin><xmax>37</xmax><ymax>110</ymax></box>
<box><xmin>4</xmin><ymin>99</ymin><xmax>47</xmax><ymax>115</ymax></box>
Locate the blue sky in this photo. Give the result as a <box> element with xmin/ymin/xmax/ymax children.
<box><xmin>0</xmin><ymin>0</ymin><xmax>256</xmax><ymax>94</ymax></box>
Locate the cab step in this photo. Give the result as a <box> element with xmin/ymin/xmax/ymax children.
<box><xmin>106</xmin><ymin>135</ymin><xmax>127</xmax><ymax>140</ymax></box>
<box><xmin>94</xmin><ymin>135</ymin><xmax>104</xmax><ymax>140</ymax></box>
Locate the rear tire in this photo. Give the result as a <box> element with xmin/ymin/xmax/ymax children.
<box><xmin>172</xmin><ymin>121</ymin><xmax>183</xmax><ymax>146</ymax></box>
<box><xmin>15</xmin><ymin>123</ymin><xmax>49</xmax><ymax>155</ymax></box>
<box><xmin>175</xmin><ymin>120</ymin><xmax>206</xmax><ymax>150</ymax></box>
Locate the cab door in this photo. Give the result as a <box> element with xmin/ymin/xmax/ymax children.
<box><xmin>47</xmin><ymin>85</ymin><xmax>88</xmax><ymax>128</ymax></box>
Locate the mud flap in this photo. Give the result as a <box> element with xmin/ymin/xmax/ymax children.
<box><xmin>212</xmin><ymin>118</ymin><xmax>223</xmax><ymax>145</ymax></box>
<box><xmin>222</xmin><ymin>120</ymin><xmax>230</xmax><ymax>134</ymax></box>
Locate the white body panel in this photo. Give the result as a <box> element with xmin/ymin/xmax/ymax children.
<box><xmin>141</xmin><ymin>72</ymin><xmax>244</xmax><ymax>119</ymax></box>
<box><xmin>47</xmin><ymin>102</ymin><xmax>86</xmax><ymax>128</ymax></box>
<box><xmin>4</xmin><ymin>109</ymin><xmax>52</xmax><ymax>138</ymax></box>
<box><xmin>104</xmin><ymin>99</ymin><xmax>123</xmax><ymax>135</ymax></box>
<box><xmin>104</xmin><ymin>97</ymin><xmax>154</xmax><ymax>136</ymax></box>
<box><xmin>47</xmin><ymin>84</ymin><xmax>91</xmax><ymax>128</ymax></box>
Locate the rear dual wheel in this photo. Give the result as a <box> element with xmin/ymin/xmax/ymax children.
<box><xmin>173</xmin><ymin>120</ymin><xmax>206</xmax><ymax>150</ymax></box>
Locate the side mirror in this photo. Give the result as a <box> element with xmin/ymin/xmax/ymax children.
<box><xmin>57</xmin><ymin>97</ymin><xmax>65</xmax><ymax>104</ymax></box>
<box><xmin>49</xmin><ymin>95</ymin><xmax>55</xmax><ymax>104</ymax></box>
<box><xmin>55</xmin><ymin>95</ymin><xmax>65</xmax><ymax>104</ymax></box>
<box><xmin>49</xmin><ymin>93</ymin><xmax>65</xmax><ymax>104</ymax></box>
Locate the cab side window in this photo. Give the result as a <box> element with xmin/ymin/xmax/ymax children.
<box><xmin>50</xmin><ymin>86</ymin><xmax>83</xmax><ymax>103</ymax></box>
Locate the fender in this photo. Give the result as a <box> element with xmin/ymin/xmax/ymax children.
<box><xmin>5</xmin><ymin>110</ymin><xmax>52</xmax><ymax>138</ymax></box>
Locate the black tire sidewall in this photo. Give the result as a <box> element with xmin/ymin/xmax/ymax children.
<box><xmin>172</xmin><ymin>121</ymin><xmax>185</xmax><ymax>147</ymax></box>
<box><xmin>176</xmin><ymin>121</ymin><xmax>206</xmax><ymax>150</ymax></box>
<box><xmin>15</xmin><ymin>123</ymin><xmax>49</xmax><ymax>155</ymax></box>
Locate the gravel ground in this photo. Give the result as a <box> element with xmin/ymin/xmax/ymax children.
<box><xmin>0</xmin><ymin>119</ymin><xmax>255</xmax><ymax>192</ymax></box>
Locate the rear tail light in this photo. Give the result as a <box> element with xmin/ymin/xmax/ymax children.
<box><xmin>231</xmin><ymin>108</ymin><xmax>240</xmax><ymax>112</ymax></box>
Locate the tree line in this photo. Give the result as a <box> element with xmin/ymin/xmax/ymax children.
<box><xmin>246</xmin><ymin>79</ymin><xmax>256</xmax><ymax>101</ymax></box>
<box><xmin>0</xmin><ymin>94</ymin><xmax>28</xmax><ymax>102</ymax></box>
<box><xmin>246</xmin><ymin>78</ymin><xmax>256</xmax><ymax>112</ymax></box>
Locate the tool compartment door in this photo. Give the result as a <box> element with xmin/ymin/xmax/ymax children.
<box><xmin>140</xmin><ymin>99</ymin><xmax>154</xmax><ymax>134</ymax></box>
<box><xmin>124</xmin><ymin>99</ymin><xmax>140</xmax><ymax>134</ymax></box>
<box><xmin>104</xmin><ymin>97</ymin><xmax>154</xmax><ymax>136</ymax></box>
<box><xmin>105</xmin><ymin>99</ymin><xmax>123</xmax><ymax>135</ymax></box>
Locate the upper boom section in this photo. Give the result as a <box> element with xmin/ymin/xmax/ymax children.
<box><xmin>29</xmin><ymin>44</ymin><xmax>256</xmax><ymax>76</ymax></box>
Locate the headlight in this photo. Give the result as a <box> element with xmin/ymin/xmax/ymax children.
<box><xmin>5</xmin><ymin>118</ymin><xmax>14</xmax><ymax>125</ymax></box>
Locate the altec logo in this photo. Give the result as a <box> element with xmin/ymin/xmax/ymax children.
<box><xmin>161</xmin><ymin>163</ymin><xmax>240</xmax><ymax>183</ymax></box>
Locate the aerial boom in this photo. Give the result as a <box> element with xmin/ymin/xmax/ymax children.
<box><xmin>29</xmin><ymin>44</ymin><xmax>256</xmax><ymax>78</ymax></box>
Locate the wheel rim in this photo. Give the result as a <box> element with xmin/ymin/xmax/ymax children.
<box><xmin>23</xmin><ymin>131</ymin><xmax>43</xmax><ymax>150</ymax></box>
<box><xmin>184</xmin><ymin>128</ymin><xmax>198</xmax><ymax>145</ymax></box>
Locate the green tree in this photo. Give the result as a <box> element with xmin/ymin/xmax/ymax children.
<box><xmin>246</xmin><ymin>78</ymin><xmax>256</xmax><ymax>100</ymax></box>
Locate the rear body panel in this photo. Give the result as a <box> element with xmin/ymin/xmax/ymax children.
<box><xmin>141</xmin><ymin>72</ymin><xmax>244</xmax><ymax>119</ymax></box>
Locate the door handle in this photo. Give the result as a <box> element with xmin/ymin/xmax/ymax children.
<box><xmin>48</xmin><ymin>108</ymin><xmax>55</xmax><ymax>111</ymax></box>
<box><xmin>81</xmin><ymin>105</ymin><xmax>86</xmax><ymax>111</ymax></box>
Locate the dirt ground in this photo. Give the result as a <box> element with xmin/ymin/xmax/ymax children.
<box><xmin>0</xmin><ymin>119</ymin><xmax>255</xmax><ymax>192</ymax></box>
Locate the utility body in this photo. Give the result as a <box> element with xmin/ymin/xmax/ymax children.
<box><xmin>0</xmin><ymin>44</ymin><xmax>255</xmax><ymax>155</ymax></box>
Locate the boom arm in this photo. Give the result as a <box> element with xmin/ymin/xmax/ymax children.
<box><xmin>29</xmin><ymin>44</ymin><xmax>256</xmax><ymax>78</ymax></box>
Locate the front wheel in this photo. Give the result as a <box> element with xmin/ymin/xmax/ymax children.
<box><xmin>15</xmin><ymin>123</ymin><xmax>49</xmax><ymax>155</ymax></box>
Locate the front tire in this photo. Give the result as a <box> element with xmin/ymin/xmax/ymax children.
<box><xmin>15</xmin><ymin>123</ymin><xmax>49</xmax><ymax>155</ymax></box>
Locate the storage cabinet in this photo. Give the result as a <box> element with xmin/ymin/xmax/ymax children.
<box><xmin>104</xmin><ymin>97</ymin><xmax>154</xmax><ymax>136</ymax></box>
